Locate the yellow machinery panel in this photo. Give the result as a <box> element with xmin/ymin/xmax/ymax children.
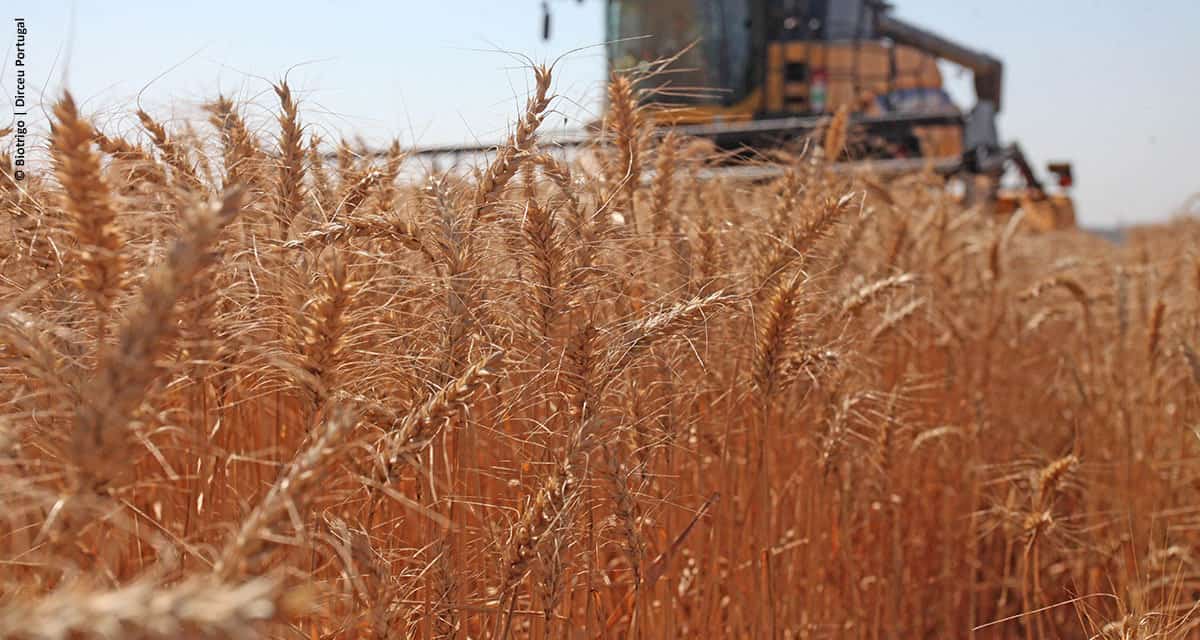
<box><xmin>767</xmin><ymin>41</ymin><xmax>944</xmax><ymax>114</ymax></box>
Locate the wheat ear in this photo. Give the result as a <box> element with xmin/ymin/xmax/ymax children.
<box><xmin>215</xmin><ymin>405</ymin><xmax>357</xmax><ymax>579</ymax></box>
<box><xmin>137</xmin><ymin>108</ymin><xmax>201</xmax><ymax>189</ymax></box>
<box><xmin>71</xmin><ymin>189</ymin><xmax>242</xmax><ymax>491</ymax></box>
<box><xmin>474</xmin><ymin>65</ymin><xmax>553</xmax><ymax>223</ymax></box>
<box><xmin>0</xmin><ymin>575</ymin><xmax>305</xmax><ymax>640</ymax></box>
<box><xmin>206</xmin><ymin>96</ymin><xmax>263</xmax><ymax>188</ymax></box>
<box><xmin>272</xmin><ymin>82</ymin><xmax>306</xmax><ymax>234</ymax></box>
<box><xmin>823</xmin><ymin>104</ymin><xmax>850</xmax><ymax>162</ymax></box>
<box><xmin>50</xmin><ymin>92</ymin><xmax>127</xmax><ymax>321</ymax></box>
<box><xmin>754</xmin><ymin>273</ymin><xmax>803</xmax><ymax>396</ymax></box>
<box><xmin>606</xmin><ymin>73</ymin><xmax>644</xmax><ymax>230</ymax></box>
<box><xmin>379</xmin><ymin>350</ymin><xmax>505</xmax><ymax>476</ymax></box>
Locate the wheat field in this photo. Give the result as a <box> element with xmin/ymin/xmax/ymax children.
<box><xmin>1</xmin><ymin>65</ymin><xmax>1198</xmax><ymax>639</ymax></box>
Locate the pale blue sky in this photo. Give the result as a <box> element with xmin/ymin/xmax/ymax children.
<box><xmin>4</xmin><ymin>1</ymin><xmax>1197</xmax><ymax>226</ymax></box>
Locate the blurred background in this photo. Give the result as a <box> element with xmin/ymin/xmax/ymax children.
<box><xmin>5</xmin><ymin>0</ymin><xmax>1197</xmax><ymax>227</ymax></box>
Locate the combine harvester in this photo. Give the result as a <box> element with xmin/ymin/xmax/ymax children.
<box><xmin>426</xmin><ymin>0</ymin><xmax>1078</xmax><ymax>230</ymax></box>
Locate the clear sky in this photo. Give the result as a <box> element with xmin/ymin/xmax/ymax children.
<box><xmin>4</xmin><ymin>1</ymin><xmax>1197</xmax><ymax>226</ymax></box>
